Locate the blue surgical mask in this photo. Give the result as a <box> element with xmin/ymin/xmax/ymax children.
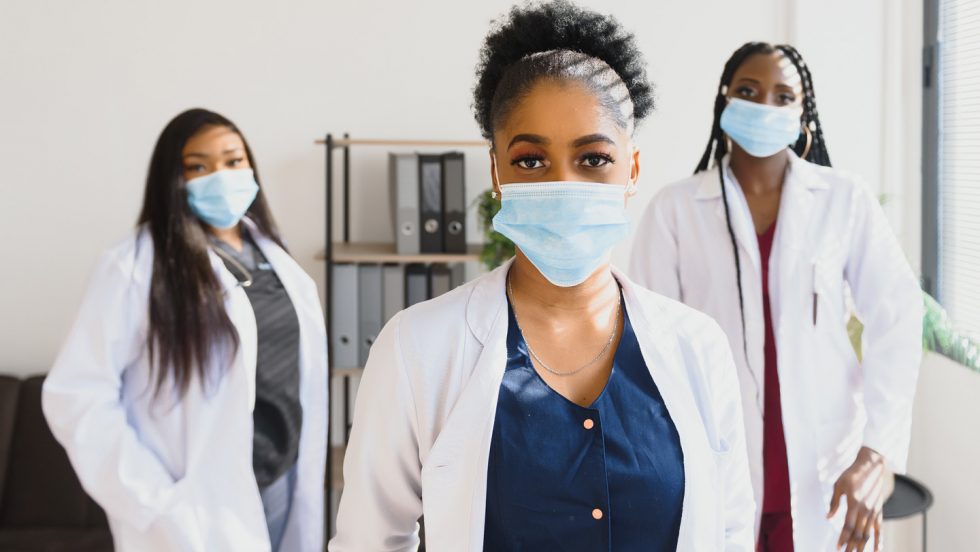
<box><xmin>492</xmin><ymin>178</ymin><xmax>631</xmax><ymax>287</ymax></box>
<box><xmin>720</xmin><ymin>98</ymin><xmax>802</xmax><ymax>158</ymax></box>
<box><xmin>186</xmin><ymin>169</ymin><xmax>259</xmax><ymax>229</ymax></box>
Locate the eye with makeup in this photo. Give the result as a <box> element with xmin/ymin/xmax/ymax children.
<box><xmin>511</xmin><ymin>155</ymin><xmax>545</xmax><ymax>170</ymax></box>
<box><xmin>509</xmin><ymin>145</ymin><xmax>548</xmax><ymax>172</ymax></box>
<box><xmin>509</xmin><ymin>151</ymin><xmax>615</xmax><ymax>172</ymax></box>
<box><xmin>578</xmin><ymin>151</ymin><xmax>614</xmax><ymax>169</ymax></box>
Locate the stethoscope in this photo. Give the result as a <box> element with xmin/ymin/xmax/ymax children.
<box><xmin>212</xmin><ymin>245</ymin><xmax>254</xmax><ymax>289</ymax></box>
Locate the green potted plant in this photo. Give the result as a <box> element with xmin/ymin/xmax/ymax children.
<box><xmin>475</xmin><ymin>189</ymin><xmax>515</xmax><ymax>270</ymax></box>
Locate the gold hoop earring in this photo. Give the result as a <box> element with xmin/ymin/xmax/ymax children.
<box><xmin>800</xmin><ymin>124</ymin><xmax>813</xmax><ymax>159</ymax></box>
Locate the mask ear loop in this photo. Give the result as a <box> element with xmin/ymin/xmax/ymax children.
<box><xmin>490</xmin><ymin>147</ymin><xmax>501</xmax><ymax>200</ymax></box>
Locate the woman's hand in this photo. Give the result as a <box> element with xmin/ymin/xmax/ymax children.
<box><xmin>827</xmin><ymin>446</ymin><xmax>895</xmax><ymax>552</ymax></box>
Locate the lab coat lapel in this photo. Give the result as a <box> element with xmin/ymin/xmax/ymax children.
<box><xmin>705</xmin><ymin>160</ymin><xmax>763</xmax><ymax>276</ymax></box>
<box><xmin>614</xmin><ymin>268</ymin><xmax>714</xmax><ymax>549</ymax></box>
<box><xmin>245</xmin><ymin>222</ymin><xmax>328</xmax><ymax>552</ymax></box>
<box><xmin>422</xmin><ymin>260</ymin><xmax>511</xmax><ymax>551</ymax></box>
<box><xmin>245</xmin><ymin>220</ymin><xmax>323</xmax><ymax>395</ymax></box>
<box><xmin>697</xmin><ymin>161</ymin><xmax>766</xmax><ymax>412</ymax></box>
<box><xmin>206</xmin><ymin>246</ymin><xmax>257</xmax><ymax>411</ymax></box>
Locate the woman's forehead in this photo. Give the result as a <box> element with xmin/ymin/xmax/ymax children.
<box><xmin>732</xmin><ymin>52</ymin><xmax>802</xmax><ymax>92</ymax></box>
<box><xmin>183</xmin><ymin>126</ymin><xmax>243</xmax><ymax>155</ymax></box>
<box><xmin>495</xmin><ymin>80</ymin><xmax>628</xmax><ymax>147</ymax></box>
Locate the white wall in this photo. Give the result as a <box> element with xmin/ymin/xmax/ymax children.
<box><xmin>0</xmin><ymin>0</ymin><xmax>785</xmax><ymax>375</ymax></box>
<box><xmin>906</xmin><ymin>354</ymin><xmax>980</xmax><ymax>549</ymax></box>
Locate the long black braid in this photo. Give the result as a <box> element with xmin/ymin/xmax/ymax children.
<box><xmin>694</xmin><ymin>42</ymin><xmax>831</xmax><ymax>378</ymax></box>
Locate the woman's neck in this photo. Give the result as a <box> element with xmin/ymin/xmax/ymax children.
<box><xmin>508</xmin><ymin>251</ymin><xmax>619</xmax><ymax>315</ymax></box>
<box><xmin>728</xmin><ymin>145</ymin><xmax>790</xmax><ymax>195</ymax></box>
<box><xmin>209</xmin><ymin>224</ymin><xmax>244</xmax><ymax>252</ymax></box>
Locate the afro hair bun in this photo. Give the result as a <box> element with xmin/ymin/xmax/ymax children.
<box><xmin>473</xmin><ymin>0</ymin><xmax>654</xmax><ymax>138</ymax></box>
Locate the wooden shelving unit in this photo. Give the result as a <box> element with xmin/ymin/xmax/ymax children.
<box><xmin>316</xmin><ymin>242</ymin><xmax>482</xmax><ymax>264</ymax></box>
<box><xmin>315</xmin><ymin>138</ymin><xmax>487</xmax><ymax>148</ymax></box>
<box><xmin>317</xmin><ymin>134</ymin><xmax>489</xmax><ymax>538</ymax></box>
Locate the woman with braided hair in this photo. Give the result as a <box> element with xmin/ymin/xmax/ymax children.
<box><xmin>630</xmin><ymin>43</ymin><xmax>922</xmax><ymax>552</ymax></box>
<box><xmin>330</xmin><ymin>2</ymin><xmax>754</xmax><ymax>550</ymax></box>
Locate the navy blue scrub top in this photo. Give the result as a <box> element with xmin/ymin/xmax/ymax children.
<box><xmin>483</xmin><ymin>291</ymin><xmax>685</xmax><ymax>551</ymax></box>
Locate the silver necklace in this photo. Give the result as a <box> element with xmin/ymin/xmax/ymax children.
<box><xmin>507</xmin><ymin>275</ymin><xmax>621</xmax><ymax>377</ymax></box>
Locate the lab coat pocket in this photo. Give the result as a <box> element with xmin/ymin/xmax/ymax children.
<box><xmin>810</xmin><ymin>260</ymin><xmax>845</xmax><ymax>332</ymax></box>
<box><xmin>152</xmin><ymin>478</ymin><xmax>206</xmax><ymax>551</ymax></box>
<box><xmin>419</xmin><ymin>461</ymin><xmax>454</xmax><ymax>545</ymax></box>
<box><xmin>420</xmin><ymin>459</ymin><xmax>452</xmax><ymax>484</ymax></box>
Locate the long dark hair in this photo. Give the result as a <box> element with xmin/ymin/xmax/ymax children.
<box><xmin>693</xmin><ymin>42</ymin><xmax>832</xmax><ymax>369</ymax></box>
<box><xmin>137</xmin><ymin>108</ymin><xmax>284</xmax><ymax>397</ymax></box>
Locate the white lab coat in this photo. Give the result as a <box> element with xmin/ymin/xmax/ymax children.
<box><xmin>629</xmin><ymin>152</ymin><xmax>922</xmax><ymax>551</ymax></box>
<box><xmin>42</xmin><ymin>218</ymin><xmax>328</xmax><ymax>552</ymax></box>
<box><xmin>329</xmin><ymin>259</ymin><xmax>756</xmax><ymax>551</ymax></box>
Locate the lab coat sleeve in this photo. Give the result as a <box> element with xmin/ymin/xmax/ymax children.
<box><xmin>704</xmin><ymin>320</ymin><xmax>757</xmax><ymax>550</ymax></box>
<box><xmin>629</xmin><ymin>191</ymin><xmax>682</xmax><ymax>300</ymax></box>
<box><xmin>329</xmin><ymin>311</ymin><xmax>423</xmax><ymax>552</ymax></box>
<box><xmin>41</xmin><ymin>251</ymin><xmax>185</xmax><ymax>532</ymax></box>
<box><xmin>845</xmin><ymin>183</ymin><xmax>923</xmax><ymax>474</ymax></box>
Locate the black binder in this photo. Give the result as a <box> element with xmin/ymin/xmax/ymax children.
<box><xmin>441</xmin><ymin>152</ymin><xmax>466</xmax><ymax>253</ymax></box>
<box><xmin>418</xmin><ymin>154</ymin><xmax>443</xmax><ymax>253</ymax></box>
<box><xmin>405</xmin><ymin>263</ymin><xmax>429</xmax><ymax>308</ymax></box>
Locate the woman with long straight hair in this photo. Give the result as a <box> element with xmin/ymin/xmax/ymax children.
<box><xmin>43</xmin><ymin>108</ymin><xmax>327</xmax><ymax>552</ymax></box>
<box><xmin>630</xmin><ymin>43</ymin><xmax>922</xmax><ymax>552</ymax></box>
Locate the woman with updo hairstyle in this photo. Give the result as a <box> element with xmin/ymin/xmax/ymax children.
<box><xmin>330</xmin><ymin>3</ymin><xmax>754</xmax><ymax>550</ymax></box>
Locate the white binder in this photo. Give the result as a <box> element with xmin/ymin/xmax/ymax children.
<box><xmin>389</xmin><ymin>153</ymin><xmax>420</xmax><ymax>255</ymax></box>
<box><xmin>357</xmin><ymin>264</ymin><xmax>383</xmax><ymax>367</ymax></box>
<box><xmin>382</xmin><ymin>264</ymin><xmax>405</xmax><ymax>325</ymax></box>
<box><xmin>330</xmin><ymin>263</ymin><xmax>359</xmax><ymax>368</ymax></box>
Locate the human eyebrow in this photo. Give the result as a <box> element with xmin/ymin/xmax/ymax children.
<box><xmin>507</xmin><ymin>133</ymin><xmax>550</xmax><ymax>149</ymax></box>
<box><xmin>571</xmin><ymin>133</ymin><xmax>615</xmax><ymax>148</ymax></box>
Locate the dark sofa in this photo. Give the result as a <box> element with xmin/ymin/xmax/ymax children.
<box><xmin>0</xmin><ymin>375</ymin><xmax>112</xmax><ymax>551</ymax></box>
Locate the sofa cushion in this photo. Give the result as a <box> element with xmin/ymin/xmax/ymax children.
<box><xmin>0</xmin><ymin>376</ymin><xmax>21</xmax><ymax>505</ymax></box>
<box><xmin>0</xmin><ymin>376</ymin><xmax>106</xmax><ymax>529</ymax></box>
<box><xmin>0</xmin><ymin>527</ymin><xmax>112</xmax><ymax>551</ymax></box>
